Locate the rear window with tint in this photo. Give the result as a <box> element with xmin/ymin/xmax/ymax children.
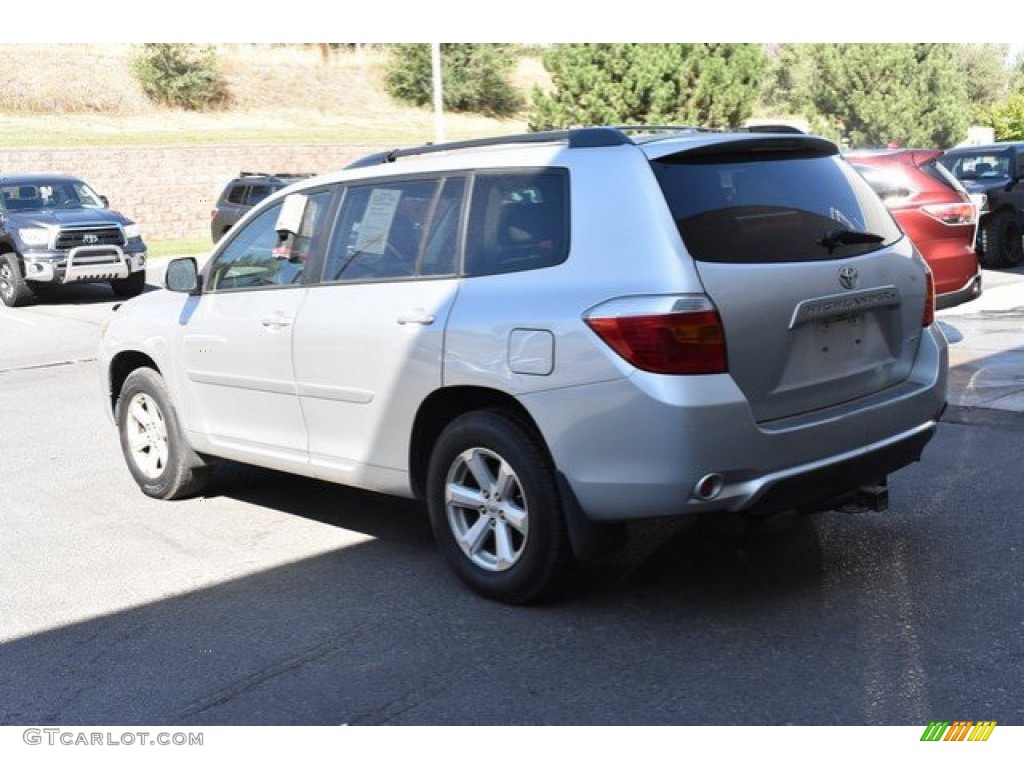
<box><xmin>653</xmin><ymin>152</ymin><xmax>902</xmax><ymax>263</ymax></box>
<box><xmin>939</xmin><ymin>151</ymin><xmax>1013</xmax><ymax>181</ymax></box>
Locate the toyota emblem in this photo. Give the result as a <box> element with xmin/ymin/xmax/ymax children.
<box><xmin>839</xmin><ymin>266</ymin><xmax>859</xmax><ymax>290</ymax></box>
<box><xmin>83</xmin><ymin>233</ymin><xmax>99</xmax><ymax>245</ymax></box>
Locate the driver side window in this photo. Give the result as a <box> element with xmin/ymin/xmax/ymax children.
<box><xmin>207</xmin><ymin>192</ymin><xmax>330</xmax><ymax>291</ymax></box>
<box><xmin>208</xmin><ymin>202</ymin><xmax>286</xmax><ymax>291</ymax></box>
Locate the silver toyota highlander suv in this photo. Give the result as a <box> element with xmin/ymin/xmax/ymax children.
<box><xmin>98</xmin><ymin>127</ymin><xmax>948</xmax><ymax>603</ymax></box>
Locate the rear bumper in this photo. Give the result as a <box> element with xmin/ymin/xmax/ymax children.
<box><xmin>521</xmin><ymin>324</ymin><xmax>947</xmax><ymax>522</ymax></box>
<box><xmin>936</xmin><ymin>272</ymin><xmax>983</xmax><ymax>311</ymax></box>
<box><xmin>732</xmin><ymin>418</ymin><xmax>937</xmax><ymax>517</ymax></box>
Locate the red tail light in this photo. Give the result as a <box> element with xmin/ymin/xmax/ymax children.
<box><xmin>923</xmin><ymin>267</ymin><xmax>935</xmax><ymax>327</ymax></box>
<box><xmin>585</xmin><ymin>297</ymin><xmax>728</xmax><ymax>374</ymax></box>
<box><xmin>920</xmin><ymin>202</ymin><xmax>977</xmax><ymax>226</ymax></box>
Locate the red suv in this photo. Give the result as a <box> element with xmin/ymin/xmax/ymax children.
<box><xmin>847</xmin><ymin>149</ymin><xmax>981</xmax><ymax>309</ymax></box>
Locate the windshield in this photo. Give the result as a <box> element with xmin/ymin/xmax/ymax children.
<box><xmin>0</xmin><ymin>180</ymin><xmax>105</xmax><ymax>212</ymax></box>
<box><xmin>653</xmin><ymin>152</ymin><xmax>902</xmax><ymax>263</ymax></box>
<box><xmin>939</xmin><ymin>151</ymin><xmax>1012</xmax><ymax>181</ymax></box>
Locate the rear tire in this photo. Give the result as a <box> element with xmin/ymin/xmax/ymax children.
<box><xmin>979</xmin><ymin>211</ymin><xmax>1023</xmax><ymax>268</ymax></box>
<box><xmin>426</xmin><ymin>410</ymin><xmax>570</xmax><ymax>604</ymax></box>
<box><xmin>116</xmin><ymin>367</ymin><xmax>210</xmax><ymax>499</ymax></box>
<box><xmin>0</xmin><ymin>252</ymin><xmax>35</xmax><ymax>307</ymax></box>
<box><xmin>110</xmin><ymin>269</ymin><xmax>146</xmax><ymax>298</ymax></box>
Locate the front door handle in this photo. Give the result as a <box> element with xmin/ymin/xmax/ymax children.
<box><xmin>397</xmin><ymin>308</ymin><xmax>435</xmax><ymax>326</ymax></box>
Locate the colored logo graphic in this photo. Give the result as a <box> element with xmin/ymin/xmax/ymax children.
<box><xmin>920</xmin><ymin>721</ymin><xmax>996</xmax><ymax>742</ymax></box>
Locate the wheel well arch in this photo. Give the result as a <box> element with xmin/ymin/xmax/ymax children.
<box><xmin>108</xmin><ymin>351</ymin><xmax>161</xmax><ymax>415</ymax></box>
<box><xmin>408</xmin><ymin>386</ymin><xmax>548</xmax><ymax>500</ymax></box>
<box><xmin>0</xmin><ymin>240</ymin><xmax>21</xmax><ymax>264</ymax></box>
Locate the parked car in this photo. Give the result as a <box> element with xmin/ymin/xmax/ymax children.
<box><xmin>211</xmin><ymin>172</ymin><xmax>314</xmax><ymax>243</ymax></box>
<box><xmin>99</xmin><ymin>127</ymin><xmax>948</xmax><ymax>603</ymax></box>
<box><xmin>938</xmin><ymin>142</ymin><xmax>1024</xmax><ymax>268</ymax></box>
<box><xmin>846</xmin><ymin>148</ymin><xmax>981</xmax><ymax>309</ymax></box>
<box><xmin>0</xmin><ymin>174</ymin><xmax>147</xmax><ymax>307</ymax></box>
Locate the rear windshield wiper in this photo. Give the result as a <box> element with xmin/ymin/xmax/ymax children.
<box><xmin>819</xmin><ymin>227</ymin><xmax>885</xmax><ymax>254</ymax></box>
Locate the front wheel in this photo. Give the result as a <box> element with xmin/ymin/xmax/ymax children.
<box><xmin>116</xmin><ymin>367</ymin><xmax>210</xmax><ymax>499</ymax></box>
<box><xmin>979</xmin><ymin>211</ymin><xmax>1023</xmax><ymax>268</ymax></box>
<box><xmin>0</xmin><ymin>252</ymin><xmax>35</xmax><ymax>307</ymax></box>
<box><xmin>426</xmin><ymin>410</ymin><xmax>570</xmax><ymax>603</ymax></box>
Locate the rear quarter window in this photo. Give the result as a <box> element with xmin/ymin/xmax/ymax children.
<box><xmin>226</xmin><ymin>185</ymin><xmax>248</xmax><ymax>205</ymax></box>
<box><xmin>464</xmin><ymin>170</ymin><xmax>569</xmax><ymax>276</ymax></box>
<box><xmin>653</xmin><ymin>152</ymin><xmax>902</xmax><ymax>263</ymax></box>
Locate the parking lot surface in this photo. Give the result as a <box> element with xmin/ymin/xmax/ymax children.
<box><xmin>1</xmin><ymin>263</ymin><xmax>1022</xmax><ymax>725</ymax></box>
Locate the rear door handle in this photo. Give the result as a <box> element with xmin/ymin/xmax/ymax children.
<box><xmin>260</xmin><ymin>313</ymin><xmax>293</xmax><ymax>328</ymax></box>
<box><xmin>397</xmin><ymin>308</ymin><xmax>435</xmax><ymax>326</ymax></box>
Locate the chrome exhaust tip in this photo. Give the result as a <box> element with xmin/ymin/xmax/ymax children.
<box><xmin>693</xmin><ymin>473</ymin><xmax>725</xmax><ymax>501</ymax></box>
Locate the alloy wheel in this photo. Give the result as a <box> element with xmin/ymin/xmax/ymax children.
<box><xmin>0</xmin><ymin>262</ymin><xmax>13</xmax><ymax>302</ymax></box>
<box><xmin>444</xmin><ymin>447</ymin><xmax>530</xmax><ymax>572</ymax></box>
<box><xmin>124</xmin><ymin>392</ymin><xmax>169</xmax><ymax>479</ymax></box>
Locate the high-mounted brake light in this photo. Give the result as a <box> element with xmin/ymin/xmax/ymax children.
<box><xmin>585</xmin><ymin>296</ymin><xmax>728</xmax><ymax>375</ymax></box>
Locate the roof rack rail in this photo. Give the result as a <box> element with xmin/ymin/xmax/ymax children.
<box><xmin>239</xmin><ymin>171</ymin><xmax>315</xmax><ymax>178</ymax></box>
<box><xmin>345</xmin><ymin>127</ymin><xmax>634</xmax><ymax>169</ymax></box>
<box><xmin>612</xmin><ymin>125</ymin><xmax>717</xmax><ymax>135</ymax></box>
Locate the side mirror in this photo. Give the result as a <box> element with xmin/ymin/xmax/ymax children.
<box><xmin>165</xmin><ymin>257</ymin><xmax>201</xmax><ymax>295</ymax></box>
<box><xmin>99</xmin><ymin>195</ymin><xmax>110</xmax><ymax>209</ymax></box>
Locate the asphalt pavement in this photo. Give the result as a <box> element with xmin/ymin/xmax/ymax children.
<box><xmin>938</xmin><ymin>264</ymin><xmax>1024</xmax><ymax>412</ymax></box>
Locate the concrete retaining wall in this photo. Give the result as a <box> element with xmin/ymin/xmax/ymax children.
<box><xmin>0</xmin><ymin>144</ymin><xmax>382</xmax><ymax>243</ymax></box>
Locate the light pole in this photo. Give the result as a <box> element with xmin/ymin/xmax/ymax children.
<box><xmin>431</xmin><ymin>43</ymin><xmax>445</xmax><ymax>144</ymax></box>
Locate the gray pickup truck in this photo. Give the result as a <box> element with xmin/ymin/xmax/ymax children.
<box><xmin>0</xmin><ymin>174</ymin><xmax>147</xmax><ymax>307</ymax></box>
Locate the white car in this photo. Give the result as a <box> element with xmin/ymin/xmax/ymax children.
<box><xmin>98</xmin><ymin>127</ymin><xmax>948</xmax><ymax>602</ymax></box>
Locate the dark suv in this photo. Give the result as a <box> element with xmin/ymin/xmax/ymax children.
<box><xmin>210</xmin><ymin>172</ymin><xmax>313</xmax><ymax>243</ymax></box>
<box><xmin>938</xmin><ymin>142</ymin><xmax>1024</xmax><ymax>268</ymax></box>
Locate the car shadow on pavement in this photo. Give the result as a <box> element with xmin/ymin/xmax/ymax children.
<box><xmin>578</xmin><ymin>511</ymin><xmax>827</xmax><ymax>600</ymax></box>
<box><xmin>0</xmin><ymin>487</ymin><xmax>833</xmax><ymax>728</ymax></box>
<box><xmin>30</xmin><ymin>280</ymin><xmax>158</xmax><ymax>307</ymax></box>
<box><xmin>201</xmin><ymin>459</ymin><xmax>831</xmax><ymax>609</ymax></box>
<box><xmin>2</xmin><ymin>449</ymin><xmax>1012</xmax><ymax>726</ymax></box>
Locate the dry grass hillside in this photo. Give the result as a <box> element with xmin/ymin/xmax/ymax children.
<box><xmin>0</xmin><ymin>44</ymin><xmax>548</xmax><ymax>147</ymax></box>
